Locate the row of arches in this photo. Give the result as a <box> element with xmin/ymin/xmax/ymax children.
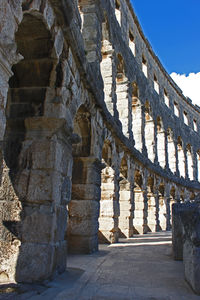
<box><xmin>99</xmin><ymin>18</ymin><xmax>200</xmax><ymax>183</ymax></box>
<box><xmin>66</xmin><ymin>104</ymin><xmax>195</xmax><ymax>254</ymax></box>
<box><xmin>101</xmin><ymin>50</ymin><xmax>199</xmax><ymax>181</ymax></box>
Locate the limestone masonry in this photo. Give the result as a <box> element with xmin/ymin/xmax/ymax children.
<box><xmin>0</xmin><ymin>0</ymin><xmax>200</xmax><ymax>293</ymax></box>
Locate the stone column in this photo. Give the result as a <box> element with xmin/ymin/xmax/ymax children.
<box><xmin>147</xmin><ymin>191</ymin><xmax>157</xmax><ymax>232</ymax></box>
<box><xmin>172</xmin><ymin>203</ymin><xmax>184</xmax><ymax>260</ymax></box>
<box><xmin>68</xmin><ymin>156</ymin><xmax>102</xmax><ymax>253</ymax></box>
<box><xmin>1</xmin><ymin>117</ymin><xmax>71</xmax><ymax>283</ymax></box>
<box><xmin>154</xmin><ymin>190</ymin><xmax>160</xmax><ymax>232</ymax></box>
<box><xmin>119</xmin><ymin>180</ymin><xmax>134</xmax><ymax>238</ymax></box>
<box><xmin>116</xmin><ymin>80</ymin><xmax>129</xmax><ymax>137</ymax></box>
<box><xmin>158</xmin><ymin>195</ymin><xmax>167</xmax><ymax>231</ymax></box>
<box><xmin>99</xmin><ymin>166</ymin><xmax>119</xmax><ymax>243</ymax></box>
<box><xmin>133</xmin><ymin>184</ymin><xmax>148</xmax><ymax>234</ymax></box>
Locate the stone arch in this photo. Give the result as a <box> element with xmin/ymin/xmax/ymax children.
<box><xmin>147</xmin><ymin>176</ymin><xmax>157</xmax><ymax>232</ymax></box>
<box><xmin>1</xmin><ymin>13</ymin><xmax>68</xmax><ymax>283</ymax></box>
<box><xmin>68</xmin><ymin>105</ymin><xmax>101</xmax><ymax>254</ymax></box>
<box><xmin>118</xmin><ymin>155</ymin><xmax>133</xmax><ymax>237</ymax></box>
<box><xmin>133</xmin><ymin>169</ymin><xmax>147</xmax><ymax>234</ymax></box>
<box><xmin>177</xmin><ymin>136</ymin><xmax>185</xmax><ymax>178</ymax></box>
<box><xmin>100</xmin><ymin>17</ymin><xmax>115</xmax><ymax>115</ymax></box>
<box><xmin>167</xmin><ymin>128</ymin><xmax>176</xmax><ymax>173</ymax></box>
<box><xmin>186</xmin><ymin>144</ymin><xmax>194</xmax><ymax>180</ymax></box>
<box><xmin>144</xmin><ymin>101</ymin><xmax>155</xmax><ymax>162</ymax></box>
<box><xmin>132</xmin><ymin>82</ymin><xmax>142</xmax><ymax>152</ymax></box>
<box><xmin>99</xmin><ymin>140</ymin><xmax>119</xmax><ymax>244</ymax></box>
<box><xmin>116</xmin><ymin>54</ymin><xmax>129</xmax><ymax>137</ymax></box>
<box><xmin>157</xmin><ymin>116</ymin><xmax>165</xmax><ymax>168</ymax></box>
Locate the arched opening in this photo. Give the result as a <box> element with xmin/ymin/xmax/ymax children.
<box><xmin>180</xmin><ymin>189</ymin><xmax>185</xmax><ymax>202</ymax></box>
<box><xmin>99</xmin><ymin>141</ymin><xmax>119</xmax><ymax>243</ymax></box>
<box><xmin>115</xmin><ymin>0</ymin><xmax>121</xmax><ymax>25</ymax></box>
<box><xmin>129</xmin><ymin>31</ymin><xmax>135</xmax><ymax>56</ymax></box>
<box><xmin>116</xmin><ymin>54</ymin><xmax>129</xmax><ymax>137</ymax></box>
<box><xmin>132</xmin><ymin>82</ymin><xmax>142</xmax><ymax>152</ymax></box>
<box><xmin>164</xmin><ymin>89</ymin><xmax>169</xmax><ymax>107</ymax></box>
<box><xmin>142</xmin><ymin>55</ymin><xmax>148</xmax><ymax>77</ymax></box>
<box><xmin>147</xmin><ymin>176</ymin><xmax>157</xmax><ymax>232</ymax></box>
<box><xmin>158</xmin><ymin>184</ymin><xmax>166</xmax><ymax>231</ymax></box>
<box><xmin>0</xmin><ymin>13</ymin><xmax>68</xmax><ymax>283</ymax></box>
<box><xmin>144</xmin><ymin>101</ymin><xmax>155</xmax><ymax>162</ymax></box>
<box><xmin>157</xmin><ymin>116</ymin><xmax>165</xmax><ymax>168</ymax></box>
<box><xmin>177</xmin><ymin>137</ymin><xmax>185</xmax><ymax>178</ymax></box>
<box><xmin>167</xmin><ymin>128</ymin><xmax>176</xmax><ymax>173</ymax></box>
<box><xmin>186</xmin><ymin>144</ymin><xmax>193</xmax><ymax>180</ymax></box>
<box><xmin>133</xmin><ymin>170</ymin><xmax>147</xmax><ymax>234</ymax></box>
<box><xmin>100</xmin><ymin>19</ymin><xmax>114</xmax><ymax>115</ymax></box>
<box><xmin>68</xmin><ymin>105</ymin><xmax>100</xmax><ymax>254</ymax></box>
<box><xmin>118</xmin><ymin>156</ymin><xmax>133</xmax><ymax>238</ymax></box>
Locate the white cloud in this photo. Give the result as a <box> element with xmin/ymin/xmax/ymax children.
<box><xmin>170</xmin><ymin>72</ymin><xmax>200</xmax><ymax>106</ymax></box>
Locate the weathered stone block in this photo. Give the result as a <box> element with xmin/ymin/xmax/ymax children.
<box><xmin>72</xmin><ymin>183</ymin><xmax>100</xmax><ymax>201</ymax></box>
<box><xmin>68</xmin><ymin>234</ymin><xmax>98</xmax><ymax>254</ymax></box>
<box><xmin>68</xmin><ymin>216</ymin><xmax>98</xmax><ymax>236</ymax></box>
<box><xmin>27</xmin><ymin>170</ymin><xmax>63</xmax><ymax>204</ymax></box>
<box><xmin>21</xmin><ymin>205</ymin><xmax>54</xmax><ymax>243</ymax></box>
<box><xmin>15</xmin><ymin>243</ymin><xmax>54</xmax><ymax>283</ymax></box>
<box><xmin>183</xmin><ymin>239</ymin><xmax>200</xmax><ymax>295</ymax></box>
<box><xmin>68</xmin><ymin>200</ymin><xmax>99</xmax><ymax>218</ymax></box>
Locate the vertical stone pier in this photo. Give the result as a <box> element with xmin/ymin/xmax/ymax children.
<box><xmin>68</xmin><ymin>157</ymin><xmax>101</xmax><ymax>253</ymax></box>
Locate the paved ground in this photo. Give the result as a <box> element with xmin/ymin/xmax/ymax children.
<box><xmin>0</xmin><ymin>232</ymin><xmax>199</xmax><ymax>300</ymax></box>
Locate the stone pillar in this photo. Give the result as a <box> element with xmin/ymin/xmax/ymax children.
<box><xmin>116</xmin><ymin>80</ymin><xmax>129</xmax><ymax>137</ymax></box>
<box><xmin>155</xmin><ymin>191</ymin><xmax>160</xmax><ymax>232</ymax></box>
<box><xmin>68</xmin><ymin>157</ymin><xmax>101</xmax><ymax>253</ymax></box>
<box><xmin>172</xmin><ymin>203</ymin><xmax>184</xmax><ymax>260</ymax></box>
<box><xmin>158</xmin><ymin>195</ymin><xmax>167</xmax><ymax>230</ymax></box>
<box><xmin>101</xmin><ymin>48</ymin><xmax>115</xmax><ymax>115</ymax></box>
<box><xmin>147</xmin><ymin>192</ymin><xmax>157</xmax><ymax>232</ymax></box>
<box><xmin>99</xmin><ymin>166</ymin><xmax>119</xmax><ymax>243</ymax></box>
<box><xmin>119</xmin><ymin>180</ymin><xmax>134</xmax><ymax>238</ymax></box>
<box><xmin>133</xmin><ymin>185</ymin><xmax>148</xmax><ymax>234</ymax></box>
<box><xmin>1</xmin><ymin>117</ymin><xmax>71</xmax><ymax>283</ymax></box>
<box><xmin>79</xmin><ymin>0</ymin><xmax>101</xmax><ymax>64</ymax></box>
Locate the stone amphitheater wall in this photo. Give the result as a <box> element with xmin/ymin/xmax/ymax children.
<box><xmin>0</xmin><ymin>0</ymin><xmax>199</xmax><ymax>283</ymax></box>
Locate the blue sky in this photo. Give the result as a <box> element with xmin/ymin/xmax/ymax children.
<box><xmin>131</xmin><ymin>0</ymin><xmax>200</xmax><ymax>75</ymax></box>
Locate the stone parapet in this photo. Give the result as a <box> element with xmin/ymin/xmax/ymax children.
<box><xmin>172</xmin><ymin>202</ymin><xmax>200</xmax><ymax>294</ymax></box>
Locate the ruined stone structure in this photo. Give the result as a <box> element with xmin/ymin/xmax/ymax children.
<box><xmin>0</xmin><ymin>0</ymin><xmax>200</xmax><ymax>285</ymax></box>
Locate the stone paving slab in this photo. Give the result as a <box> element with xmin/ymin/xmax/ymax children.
<box><xmin>0</xmin><ymin>232</ymin><xmax>199</xmax><ymax>300</ymax></box>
